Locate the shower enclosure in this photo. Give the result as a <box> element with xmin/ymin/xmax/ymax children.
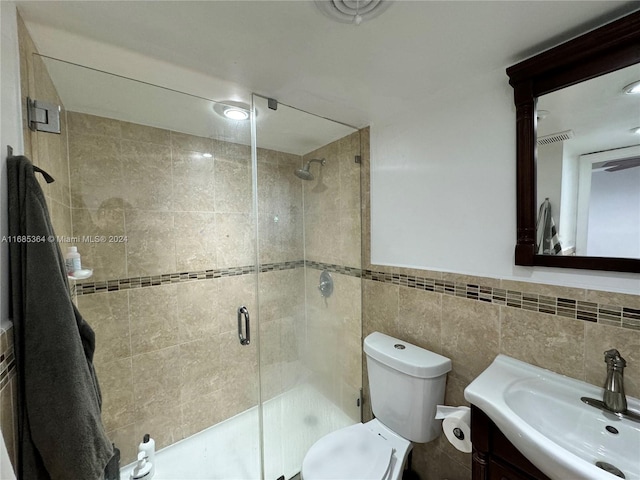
<box><xmin>25</xmin><ymin>52</ymin><xmax>363</xmax><ymax>479</ymax></box>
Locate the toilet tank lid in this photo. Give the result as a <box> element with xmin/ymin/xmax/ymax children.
<box><xmin>364</xmin><ymin>332</ymin><xmax>452</xmax><ymax>378</ymax></box>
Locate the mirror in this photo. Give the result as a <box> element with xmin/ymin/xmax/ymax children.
<box><xmin>536</xmin><ymin>63</ymin><xmax>640</xmax><ymax>259</ymax></box>
<box><xmin>507</xmin><ymin>10</ymin><xmax>640</xmax><ymax>273</ymax></box>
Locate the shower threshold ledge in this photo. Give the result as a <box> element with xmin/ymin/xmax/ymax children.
<box><xmin>120</xmin><ymin>382</ymin><xmax>356</xmax><ymax>480</ymax></box>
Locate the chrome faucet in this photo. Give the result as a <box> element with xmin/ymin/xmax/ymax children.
<box><xmin>581</xmin><ymin>349</ymin><xmax>640</xmax><ymax>423</ymax></box>
<box><xmin>603</xmin><ymin>349</ymin><xmax>627</xmax><ymax>413</ymax></box>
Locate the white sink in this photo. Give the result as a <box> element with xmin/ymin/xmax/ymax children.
<box><xmin>464</xmin><ymin>355</ymin><xmax>640</xmax><ymax>480</ymax></box>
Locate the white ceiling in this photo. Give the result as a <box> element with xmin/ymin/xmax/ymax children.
<box><xmin>40</xmin><ymin>56</ymin><xmax>357</xmax><ymax>155</ymax></box>
<box><xmin>16</xmin><ymin>1</ymin><xmax>640</xmax><ymax>148</ymax></box>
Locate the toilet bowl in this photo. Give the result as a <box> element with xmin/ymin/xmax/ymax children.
<box><xmin>301</xmin><ymin>332</ymin><xmax>452</xmax><ymax>480</ymax></box>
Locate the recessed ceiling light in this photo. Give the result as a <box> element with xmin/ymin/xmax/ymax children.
<box><xmin>212</xmin><ymin>101</ymin><xmax>251</xmax><ymax>121</ymax></box>
<box><xmin>631</xmin><ymin>126</ymin><xmax>640</xmax><ymax>135</ymax></box>
<box><xmin>622</xmin><ymin>80</ymin><xmax>640</xmax><ymax>94</ymax></box>
<box><xmin>223</xmin><ymin>107</ymin><xmax>249</xmax><ymax>121</ymax></box>
<box><xmin>202</xmin><ymin>153</ymin><xmax>213</xmax><ymax>158</ymax></box>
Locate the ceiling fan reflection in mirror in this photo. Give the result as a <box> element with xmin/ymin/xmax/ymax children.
<box><xmin>595</xmin><ymin>156</ymin><xmax>640</xmax><ymax>172</ymax></box>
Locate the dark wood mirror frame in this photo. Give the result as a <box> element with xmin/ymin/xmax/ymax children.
<box><xmin>506</xmin><ymin>10</ymin><xmax>640</xmax><ymax>273</ymax></box>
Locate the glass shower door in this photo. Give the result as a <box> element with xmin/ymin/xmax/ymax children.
<box><xmin>252</xmin><ymin>94</ymin><xmax>363</xmax><ymax>480</ymax></box>
<box><xmin>32</xmin><ymin>55</ymin><xmax>264</xmax><ymax>479</ymax></box>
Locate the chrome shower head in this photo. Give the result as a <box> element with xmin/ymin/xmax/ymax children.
<box><xmin>294</xmin><ymin>167</ymin><xmax>315</xmax><ymax>180</ymax></box>
<box><xmin>294</xmin><ymin>158</ymin><xmax>325</xmax><ymax>181</ymax></box>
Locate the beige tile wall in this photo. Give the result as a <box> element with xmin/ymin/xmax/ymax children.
<box><xmin>259</xmin><ymin>268</ymin><xmax>307</xmax><ymax>401</ymax></box>
<box><xmin>301</xmin><ymin>131</ymin><xmax>363</xmax><ymax>417</ymax></box>
<box><xmin>358</xmin><ymin>126</ymin><xmax>640</xmax><ymax>480</ymax></box>
<box><xmin>258</xmin><ymin>149</ymin><xmax>304</xmax><ymax>265</ymax></box>
<box><xmin>304</xmin><ymin>269</ymin><xmax>362</xmax><ymax>418</ymax></box>
<box><xmin>60</xmin><ymin>109</ymin><xmax>366</xmax><ymax>469</ymax></box>
<box><xmin>303</xmin><ymin>132</ymin><xmax>362</xmax><ymax>269</ymax></box>
<box><xmin>67</xmin><ymin>111</ymin><xmax>305</xmax><ymax>280</ymax></box>
<box><xmin>66</xmin><ymin>111</ymin><xmax>314</xmax><ymax>463</ymax></box>
<box><xmin>77</xmin><ymin>276</ymin><xmax>261</xmax><ymax>464</ymax></box>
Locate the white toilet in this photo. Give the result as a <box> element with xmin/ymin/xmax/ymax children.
<box><xmin>301</xmin><ymin>331</ymin><xmax>452</xmax><ymax>480</ymax></box>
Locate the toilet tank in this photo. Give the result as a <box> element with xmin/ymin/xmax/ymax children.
<box><xmin>364</xmin><ymin>332</ymin><xmax>451</xmax><ymax>443</ymax></box>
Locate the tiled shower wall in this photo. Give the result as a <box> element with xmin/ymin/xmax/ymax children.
<box><xmin>358</xmin><ymin>127</ymin><xmax>640</xmax><ymax>480</ymax></box>
<box><xmin>302</xmin><ymin>132</ymin><xmax>363</xmax><ymax>418</ymax></box>
<box><xmin>66</xmin><ymin>110</ymin><xmax>365</xmax><ymax>466</ymax></box>
<box><xmin>68</xmin><ymin>111</ymin><xmax>309</xmax><ymax>464</ymax></box>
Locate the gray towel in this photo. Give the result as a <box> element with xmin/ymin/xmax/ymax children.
<box><xmin>536</xmin><ymin>198</ymin><xmax>562</xmax><ymax>255</ymax></box>
<box><xmin>7</xmin><ymin>156</ymin><xmax>113</xmax><ymax>480</ymax></box>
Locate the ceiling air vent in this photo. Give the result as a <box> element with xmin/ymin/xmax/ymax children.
<box><xmin>314</xmin><ymin>0</ymin><xmax>392</xmax><ymax>24</ymax></box>
<box><xmin>537</xmin><ymin>129</ymin><xmax>574</xmax><ymax>146</ymax></box>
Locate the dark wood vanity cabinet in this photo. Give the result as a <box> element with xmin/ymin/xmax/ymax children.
<box><xmin>470</xmin><ymin>405</ymin><xmax>551</xmax><ymax>480</ymax></box>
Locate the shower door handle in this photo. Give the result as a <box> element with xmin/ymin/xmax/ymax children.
<box><xmin>237</xmin><ymin>306</ymin><xmax>250</xmax><ymax>346</ymax></box>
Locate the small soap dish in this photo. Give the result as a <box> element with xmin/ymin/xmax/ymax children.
<box><xmin>68</xmin><ymin>268</ymin><xmax>93</xmax><ymax>280</ymax></box>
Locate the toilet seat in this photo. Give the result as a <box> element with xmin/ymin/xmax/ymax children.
<box><xmin>301</xmin><ymin>423</ymin><xmax>393</xmax><ymax>480</ymax></box>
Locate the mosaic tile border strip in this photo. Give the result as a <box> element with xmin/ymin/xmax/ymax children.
<box><xmin>362</xmin><ymin>269</ymin><xmax>640</xmax><ymax>331</ymax></box>
<box><xmin>305</xmin><ymin>260</ymin><xmax>362</xmax><ymax>278</ymax></box>
<box><xmin>0</xmin><ymin>329</ymin><xmax>16</xmax><ymax>391</ymax></box>
<box><xmin>74</xmin><ymin>260</ymin><xmax>305</xmax><ymax>296</ymax></box>
<box><xmin>71</xmin><ymin>260</ymin><xmax>639</xmax><ymax>331</ymax></box>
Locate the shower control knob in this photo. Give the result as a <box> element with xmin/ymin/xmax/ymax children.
<box><xmin>318</xmin><ymin>270</ymin><xmax>333</xmax><ymax>298</ymax></box>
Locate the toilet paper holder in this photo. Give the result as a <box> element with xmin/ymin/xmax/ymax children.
<box><xmin>435</xmin><ymin>405</ymin><xmax>472</xmax><ymax>453</ymax></box>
